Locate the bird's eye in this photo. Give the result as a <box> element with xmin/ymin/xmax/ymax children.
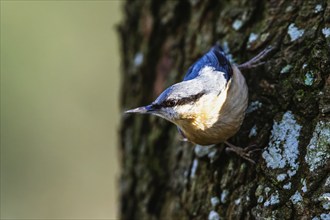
<box><xmin>163</xmin><ymin>99</ymin><xmax>176</xmax><ymax>107</ymax></box>
<box><xmin>169</xmin><ymin>100</ymin><xmax>176</xmax><ymax>106</ymax></box>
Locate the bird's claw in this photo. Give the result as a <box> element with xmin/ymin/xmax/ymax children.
<box><xmin>237</xmin><ymin>46</ymin><xmax>274</xmax><ymax>70</ymax></box>
<box><xmin>224</xmin><ymin>141</ymin><xmax>261</xmax><ymax>164</ymax></box>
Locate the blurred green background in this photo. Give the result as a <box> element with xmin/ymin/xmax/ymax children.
<box><xmin>1</xmin><ymin>1</ymin><xmax>121</xmax><ymax>219</ymax></box>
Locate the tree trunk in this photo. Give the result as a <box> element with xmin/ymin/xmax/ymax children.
<box><xmin>118</xmin><ymin>0</ymin><xmax>330</xmax><ymax>219</ymax></box>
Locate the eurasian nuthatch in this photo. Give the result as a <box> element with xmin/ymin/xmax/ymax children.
<box><xmin>126</xmin><ymin>45</ymin><xmax>272</xmax><ymax>162</ymax></box>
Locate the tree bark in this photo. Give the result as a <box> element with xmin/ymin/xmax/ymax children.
<box><xmin>118</xmin><ymin>0</ymin><xmax>330</xmax><ymax>219</ymax></box>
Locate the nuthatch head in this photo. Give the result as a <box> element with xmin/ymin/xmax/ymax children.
<box><xmin>126</xmin><ymin>45</ymin><xmax>248</xmax><ymax>145</ymax></box>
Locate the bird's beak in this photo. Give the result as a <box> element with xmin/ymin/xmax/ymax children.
<box><xmin>125</xmin><ymin>105</ymin><xmax>154</xmax><ymax>114</ymax></box>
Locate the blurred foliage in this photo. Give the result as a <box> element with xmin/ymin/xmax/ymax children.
<box><xmin>1</xmin><ymin>1</ymin><xmax>121</xmax><ymax>219</ymax></box>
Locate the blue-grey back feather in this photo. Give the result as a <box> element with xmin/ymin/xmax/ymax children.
<box><xmin>183</xmin><ymin>45</ymin><xmax>232</xmax><ymax>81</ymax></box>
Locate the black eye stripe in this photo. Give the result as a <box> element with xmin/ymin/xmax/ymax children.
<box><xmin>158</xmin><ymin>92</ymin><xmax>205</xmax><ymax>108</ymax></box>
<box><xmin>152</xmin><ymin>103</ymin><xmax>161</xmax><ymax>109</ymax></box>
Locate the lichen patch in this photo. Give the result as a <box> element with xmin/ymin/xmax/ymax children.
<box><xmin>283</xmin><ymin>182</ymin><xmax>292</xmax><ymax>190</ymax></box>
<box><xmin>249</xmin><ymin>125</ymin><xmax>258</xmax><ymax>138</ymax></box>
<box><xmin>208</xmin><ymin>210</ymin><xmax>220</xmax><ymax>220</ymax></box>
<box><xmin>322</xmin><ymin>27</ymin><xmax>330</xmax><ymax>38</ymax></box>
<box><xmin>262</xmin><ymin>111</ymin><xmax>302</xmax><ymax>177</ymax></box>
<box><xmin>277</xmin><ymin>173</ymin><xmax>287</xmax><ymax>182</ymax></box>
<box><xmin>305</xmin><ymin>121</ymin><xmax>330</xmax><ymax>172</ymax></box>
<box><xmin>304</xmin><ymin>72</ymin><xmax>314</xmax><ymax>86</ymax></box>
<box><xmin>314</xmin><ymin>4</ymin><xmax>323</xmax><ymax>13</ymax></box>
<box><xmin>287</xmin><ymin>23</ymin><xmax>305</xmax><ymax>41</ymax></box>
<box><xmin>264</xmin><ymin>191</ymin><xmax>280</xmax><ymax>207</ymax></box>
<box><xmin>133</xmin><ymin>52</ymin><xmax>144</xmax><ymax>67</ymax></box>
<box><xmin>211</xmin><ymin>197</ymin><xmax>220</xmax><ymax>207</ymax></box>
<box><xmin>280</xmin><ymin>64</ymin><xmax>293</xmax><ymax>74</ymax></box>
<box><xmin>190</xmin><ymin>159</ymin><xmax>199</xmax><ymax>178</ymax></box>
<box><xmin>232</xmin><ymin>19</ymin><xmax>243</xmax><ymax>31</ymax></box>
<box><xmin>246</xmin><ymin>101</ymin><xmax>262</xmax><ymax>114</ymax></box>
<box><xmin>301</xmin><ymin>179</ymin><xmax>307</xmax><ymax>193</ymax></box>
<box><xmin>290</xmin><ymin>191</ymin><xmax>303</xmax><ymax>204</ymax></box>
<box><xmin>221</xmin><ymin>189</ymin><xmax>229</xmax><ymax>204</ymax></box>
<box><xmin>319</xmin><ymin>193</ymin><xmax>330</xmax><ymax>210</ymax></box>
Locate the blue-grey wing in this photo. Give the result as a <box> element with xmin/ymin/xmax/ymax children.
<box><xmin>183</xmin><ymin>45</ymin><xmax>233</xmax><ymax>81</ymax></box>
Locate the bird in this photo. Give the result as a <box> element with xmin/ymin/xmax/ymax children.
<box><xmin>125</xmin><ymin>45</ymin><xmax>273</xmax><ymax>163</ymax></box>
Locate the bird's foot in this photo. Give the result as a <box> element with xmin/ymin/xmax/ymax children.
<box><xmin>224</xmin><ymin>141</ymin><xmax>261</xmax><ymax>164</ymax></box>
<box><xmin>237</xmin><ymin>46</ymin><xmax>274</xmax><ymax>70</ymax></box>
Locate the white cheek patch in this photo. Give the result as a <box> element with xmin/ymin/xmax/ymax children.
<box><xmin>175</xmin><ymin>103</ymin><xmax>194</xmax><ymax>113</ymax></box>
